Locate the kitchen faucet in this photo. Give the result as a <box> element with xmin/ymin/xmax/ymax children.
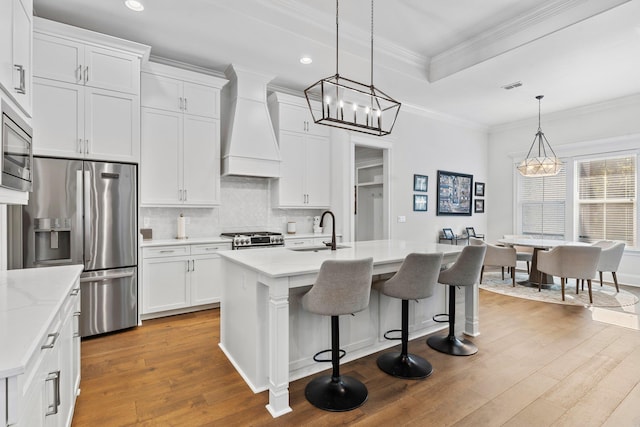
<box><xmin>320</xmin><ymin>210</ymin><xmax>336</xmax><ymax>250</ymax></box>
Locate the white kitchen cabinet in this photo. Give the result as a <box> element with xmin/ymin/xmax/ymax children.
<box><xmin>140</xmin><ymin>62</ymin><xmax>226</xmax><ymax>207</ymax></box>
<box><xmin>0</xmin><ymin>0</ymin><xmax>32</xmax><ymax>116</ymax></box>
<box><xmin>31</xmin><ymin>18</ymin><xmax>149</xmax><ymax>162</ymax></box>
<box><xmin>33</xmin><ymin>32</ymin><xmax>140</xmax><ymax>95</ymax></box>
<box><xmin>268</xmin><ymin>92</ymin><xmax>331</xmax><ymax>208</ymax></box>
<box><xmin>6</xmin><ymin>278</ymin><xmax>81</xmax><ymax>427</ymax></box>
<box><xmin>284</xmin><ymin>235</ymin><xmax>341</xmax><ymax>248</ymax></box>
<box><xmin>33</xmin><ymin>77</ymin><xmax>140</xmax><ymax>162</ymax></box>
<box><xmin>141</xmin><ymin>242</ymin><xmax>230</xmax><ymax>318</ymax></box>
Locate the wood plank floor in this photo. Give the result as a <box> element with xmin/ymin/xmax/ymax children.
<box><xmin>71</xmin><ymin>288</ymin><xmax>640</xmax><ymax>426</ymax></box>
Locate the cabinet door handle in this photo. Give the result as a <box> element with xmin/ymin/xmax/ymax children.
<box><xmin>179</xmin><ymin>189</ymin><xmax>183</xmax><ymax>201</ymax></box>
<box><xmin>13</xmin><ymin>64</ymin><xmax>26</xmax><ymax>94</ymax></box>
<box><xmin>78</xmin><ymin>138</ymin><xmax>83</xmax><ymax>153</ymax></box>
<box><xmin>76</xmin><ymin>65</ymin><xmax>82</xmax><ymax>83</ymax></box>
<box><xmin>85</xmin><ymin>66</ymin><xmax>89</xmax><ymax>83</ymax></box>
<box><xmin>159</xmin><ymin>250</ymin><xmax>174</xmax><ymax>254</ymax></box>
<box><xmin>205</xmin><ymin>247</ymin><xmax>219</xmax><ymax>251</ymax></box>
<box><xmin>85</xmin><ymin>139</ymin><xmax>89</xmax><ymax>154</ymax></box>
<box><xmin>184</xmin><ymin>189</ymin><xmax>187</xmax><ymax>201</ymax></box>
<box><xmin>186</xmin><ymin>260</ymin><xmax>190</xmax><ymax>272</ymax></box>
<box><xmin>41</xmin><ymin>332</ymin><xmax>60</xmax><ymax>350</ymax></box>
<box><xmin>45</xmin><ymin>371</ymin><xmax>61</xmax><ymax>416</ymax></box>
<box><xmin>179</xmin><ymin>97</ymin><xmax>183</xmax><ymax>110</ymax></box>
<box><xmin>184</xmin><ymin>98</ymin><xmax>188</xmax><ymax>111</ymax></box>
<box><xmin>73</xmin><ymin>311</ymin><xmax>82</xmax><ymax>338</ymax></box>
<box><xmin>191</xmin><ymin>259</ymin><xmax>195</xmax><ymax>271</ymax></box>
<box><xmin>70</xmin><ymin>287</ymin><xmax>80</xmax><ymax>296</ymax></box>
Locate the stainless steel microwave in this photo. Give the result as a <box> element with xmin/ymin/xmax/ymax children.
<box><xmin>1</xmin><ymin>99</ymin><xmax>33</xmax><ymax>192</ymax></box>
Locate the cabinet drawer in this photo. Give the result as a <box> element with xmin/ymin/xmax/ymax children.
<box><xmin>191</xmin><ymin>243</ymin><xmax>231</xmax><ymax>255</ymax></box>
<box><xmin>284</xmin><ymin>238</ymin><xmax>314</xmax><ymax>248</ymax></box>
<box><xmin>143</xmin><ymin>245</ymin><xmax>189</xmax><ymax>258</ymax></box>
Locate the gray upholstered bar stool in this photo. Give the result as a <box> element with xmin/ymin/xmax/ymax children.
<box><xmin>301</xmin><ymin>257</ymin><xmax>374</xmax><ymax>412</ymax></box>
<box><xmin>373</xmin><ymin>252</ymin><xmax>443</xmax><ymax>379</ymax></box>
<box><xmin>427</xmin><ymin>245</ymin><xmax>486</xmax><ymax>356</ymax></box>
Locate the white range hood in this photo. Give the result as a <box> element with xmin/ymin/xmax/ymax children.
<box><xmin>221</xmin><ymin>64</ymin><xmax>280</xmax><ymax>177</ymax></box>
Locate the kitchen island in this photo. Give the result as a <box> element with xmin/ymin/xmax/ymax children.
<box><xmin>218</xmin><ymin>239</ymin><xmax>479</xmax><ymax>417</ymax></box>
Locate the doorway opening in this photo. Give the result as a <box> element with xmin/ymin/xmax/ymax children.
<box><xmin>351</xmin><ymin>138</ymin><xmax>391</xmax><ymax>242</ymax></box>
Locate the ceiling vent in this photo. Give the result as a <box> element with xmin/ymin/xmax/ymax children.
<box><xmin>501</xmin><ymin>81</ymin><xmax>523</xmax><ymax>90</ymax></box>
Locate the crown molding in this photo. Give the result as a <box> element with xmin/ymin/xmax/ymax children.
<box><xmin>402</xmin><ymin>103</ymin><xmax>488</xmax><ymax>132</ymax></box>
<box><xmin>429</xmin><ymin>0</ymin><xmax>631</xmax><ymax>82</ymax></box>
<box><xmin>490</xmin><ymin>93</ymin><xmax>640</xmax><ymax>134</ymax></box>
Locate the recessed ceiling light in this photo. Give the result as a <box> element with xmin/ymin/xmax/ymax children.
<box><xmin>299</xmin><ymin>56</ymin><xmax>313</xmax><ymax>65</ymax></box>
<box><xmin>125</xmin><ymin>0</ymin><xmax>144</xmax><ymax>12</ymax></box>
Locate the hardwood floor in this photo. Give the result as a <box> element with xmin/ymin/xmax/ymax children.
<box><xmin>72</xmin><ymin>289</ymin><xmax>640</xmax><ymax>426</ymax></box>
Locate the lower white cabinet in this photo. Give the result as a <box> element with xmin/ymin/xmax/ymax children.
<box><xmin>9</xmin><ymin>281</ymin><xmax>81</xmax><ymax>427</ymax></box>
<box><xmin>141</xmin><ymin>242</ymin><xmax>230</xmax><ymax>317</ymax></box>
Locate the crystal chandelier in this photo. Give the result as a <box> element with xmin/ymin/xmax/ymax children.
<box><xmin>517</xmin><ymin>95</ymin><xmax>563</xmax><ymax>177</ymax></box>
<box><xmin>304</xmin><ymin>0</ymin><xmax>400</xmax><ymax>136</ymax></box>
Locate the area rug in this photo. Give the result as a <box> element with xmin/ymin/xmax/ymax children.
<box><xmin>480</xmin><ymin>271</ymin><xmax>639</xmax><ymax>308</ymax></box>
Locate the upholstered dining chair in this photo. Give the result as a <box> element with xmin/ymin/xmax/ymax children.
<box><xmin>591</xmin><ymin>240</ymin><xmax>625</xmax><ymax>292</ymax></box>
<box><xmin>503</xmin><ymin>234</ymin><xmax>533</xmax><ymax>274</ymax></box>
<box><xmin>470</xmin><ymin>237</ymin><xmax>517</xmax><ymax>286</ymax></box>
<box><xmin>536</xmin><ymin>245</ymin><xmax>602</xmax><ymax>303</ymax></box>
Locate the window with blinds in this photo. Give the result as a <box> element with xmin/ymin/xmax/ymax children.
<box><xmin>517</xmin><ymin>167</ymin><xmax>567</xmax><ymax>239</ymax></box>
<box><xmin>576</xmin><ymin>155</ymin><xmax>636</xmax><ymax>246</ymax></box>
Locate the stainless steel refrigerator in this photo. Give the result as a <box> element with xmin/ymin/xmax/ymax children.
<box><xmin>11</xmin><ymin>157</ymin><xmax>138</xmax><ymax>337</ymax></box>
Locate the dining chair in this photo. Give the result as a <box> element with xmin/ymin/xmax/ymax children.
<box><xmin>470</xmin><ymin>238</ymin><xmax>517</xmax><ymax>286</ymax></box>
<box><xmin>591</xmin><ymin>240</ymin><xmax>625</xmax><ymax>292</ymax></box>
<box><xmin>536</xmin><ymin>245</ymin><xmax>602</xmax><ymax>303</ymax></box>
<box><xmin>503</xmin><ymin>234</ymin><xmax>533</xmax><ymax>274</ymax></box>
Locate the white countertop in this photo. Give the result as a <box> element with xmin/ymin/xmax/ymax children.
<box><xmin>218</xmin><ymin>239</ymin><xmax>462</xmax><ymax>278</ymax></box>
<box><xmin>0</xmin><ymin>265</ymin><xmax>84</xmax><ymax>378</ymax></box>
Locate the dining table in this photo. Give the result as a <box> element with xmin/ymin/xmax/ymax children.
<box><xmin>497</xmin><ymin>237</ymin><xmax>588</xmax><ymax>288</ymax></box>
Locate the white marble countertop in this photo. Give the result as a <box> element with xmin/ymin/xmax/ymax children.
<box><xmin>218</xmin><ymin>239</ymin><xmax>462</xmax><ymax>278</ymax></box>
<box><xmin>0</xmin><ymin>265</ymin><xmax>84</xmax><ymax>378</ymax></box>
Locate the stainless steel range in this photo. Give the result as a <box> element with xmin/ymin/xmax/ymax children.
<box><xmin>221</xmin><ymin>231</ymin><xmax>285</xmax><ymax>250</ymax></box>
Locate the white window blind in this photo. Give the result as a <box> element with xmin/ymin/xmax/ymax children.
<box><xmin>576</xmin><ymin>155</ymin><xmax>636</xmax><ymax>246</ymax></box>
<box><xmin>517</xmin><ymin>167</ymin><xmax>566</xmax><ymax>238</ymax></box>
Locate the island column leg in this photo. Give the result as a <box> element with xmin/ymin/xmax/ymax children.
<box><xmin>265</xmin><ymin>278</ymin><xmax>293</xmax><ymax>417</ymax></box>
<box><xmin>464</xmin><ymin>283</ymin><xmax>480</xmax><ymax>337</ymax></box>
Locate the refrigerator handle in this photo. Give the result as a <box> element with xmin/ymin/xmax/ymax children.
<box><xmin>84</xmin><ymin>170</ymin><xmax>92</xmax><ymax>266</ymax></box>
<box><xmin>74</xmin><ymin>170</ymin><xmax>84</xmax><ymax>264</ymax></box>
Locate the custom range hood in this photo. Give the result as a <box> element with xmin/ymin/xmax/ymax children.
<box><xmin>221</xmin><ymin>64</ymin><xmax>280</xmax><ymax>177</ymax></box>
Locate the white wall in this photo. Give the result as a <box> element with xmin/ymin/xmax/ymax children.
<box><xmin>488</xmin><ymin>94</ymin><xmax>640</xmax><ymax>286</ymax></box>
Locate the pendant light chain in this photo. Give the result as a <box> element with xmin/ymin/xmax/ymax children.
<box><xmin>335</xmin><ymin>0</ymin><xmax>339</xmax><ymax>76</ymax></box>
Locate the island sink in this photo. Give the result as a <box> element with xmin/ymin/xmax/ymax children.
<box><xmin>288</xmin><ymin>245</ymin><xmax>350</xmax><ymax>252</ymax></box>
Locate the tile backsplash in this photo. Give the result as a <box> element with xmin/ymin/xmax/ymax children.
<box><xmin>141</xmin><ymin>176</ymin><xmax>325</xmax><ymax>239</ymax></box>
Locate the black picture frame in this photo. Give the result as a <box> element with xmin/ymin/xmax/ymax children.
<box><xmin>474</xmin><ymin>199</ymin><xmax>485</xmax><ymax>213</ymax></box>
<box><xmin>475</xmin><ymin>182</ymin><xmax>485</xmax><ymax>197</ymax></box>
<box><xmin>436</xmin><ymin>170</ymin><xmax>473</xmax><ymax>216</ymax></box>
<box><xmin>413</xmin><ymin>174</ymin><xmax>428</xmax><ymax>192</ymax></box>
<box><xmin>413</xmin><ymin>194</ymin><xmax>428</xmax><ymax>211</ymax></box>
<box><xmin>442</xmin><ymin>228</ymin><xmax>455</xmax><ymax>239</ymax></box>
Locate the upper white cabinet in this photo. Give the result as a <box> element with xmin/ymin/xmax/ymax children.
<box><xmin>0</xmin><ymin>0</ymin><xmax>33</xmax><ymax>116</ymax></box>
<box><xmin>268</xmin><ymin>92</ymin><xmax>331</xmax><ymax>208</ymax></box>
<box><xmin>31</xmin><ymin>18</ymin><xmax>150</xmax><ymax>162</ymax></box>
<box><xmin>140</xmin><ymin>62</ymin><xmax>227</xmax><ymax>207</ymax></box>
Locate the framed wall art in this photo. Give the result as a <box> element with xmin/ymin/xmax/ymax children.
<box><xmin>475</xmin><ymin>182</ymin><xmax>485</xmax><ymax>197</ymax></box>
<box><xmin>413</xmin><ymin>174</ymin><xmax>428</xmax><ymax>192</ymax></box>
<box><xmin>413</xmin><ymin>194</ymin><xmax>428</xmax><ymax>211</ymax></box>
<box><xmin>474</xmin><ymin>199</ymin><xmax>485</xmax><ymax>213</ymax></box>
<box><xmin>436</xmin><ymin>170</ymin><xmax>473</xmax><ymax>216</ymax></box>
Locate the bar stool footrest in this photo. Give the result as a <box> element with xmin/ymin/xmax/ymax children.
<box><xmin>313</xmin><ymin>348</ymin><xmax>346</xmax><ymax>363</ymax></box>
<box><xmin>432</xmin><ymin>313</ymin><xmax>449</xmax><ymax>323</ymax></box>
<box><xmin>383</xmin><ymin>329</ymin><xmax>402</xmax><ymax>341</ymax></box>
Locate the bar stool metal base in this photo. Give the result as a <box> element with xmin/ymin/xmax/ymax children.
<box><xmin>304</xmin><ymin>375</ymin><xmax>368</xmax><ymax>412</ymax></box>
<box><xmin>427</xmin><ymin>335</ymin><xmax>478</xmax><ymax>356</ymax></box>
<box><xmin>377</xmin><ymin>352</ymin><xmax>433</xmax><ymax>379</ymax></box>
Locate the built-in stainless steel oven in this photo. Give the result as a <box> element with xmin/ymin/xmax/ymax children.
<box><xmin>221</xmin><ymin>231</ymin><xmax>285</xmax><ymax>250</ymax></box>
<box><xmin>1</xmin><ymin>99</ymin><xmax>32</xmax><ymax>192</ymax></box>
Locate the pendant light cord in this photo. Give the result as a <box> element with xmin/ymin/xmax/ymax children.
<box><xmin>335</xmin><ymin>0</ymin><xmax>339</xmax><ymax>76</ymax></box>
<box><xmin>370</xmin><ymin>0</ymin><xmax>374</xmax><ymax>86</ymax></box>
